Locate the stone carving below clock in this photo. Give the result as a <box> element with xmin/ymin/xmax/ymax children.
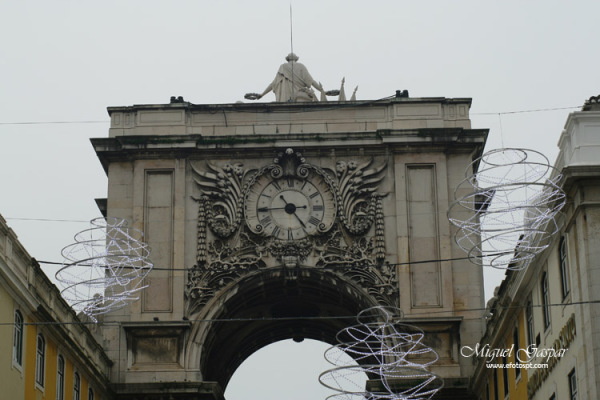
<box><xmin>187</xmin><ymin>149</ymin><xmax>391</xmax><ymax>316</ymax></box>
<box><xmin>269</xmin><ymin>238</ymin><xmax>313</xmax><ymax>259</ymax></box>
<box><xmin>187</xmin><ymin>232</ymin><xmax>265</xmax><ymax>315</ymax></box>
<box><xmin>314</xmin><ymin>229</ymin><xmax>398</xmax><ymax>307</ymax></box>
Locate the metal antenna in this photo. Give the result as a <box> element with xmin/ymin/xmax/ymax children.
<box><xmin>289</xmin><ymin>3</ymin><xmax>295</xmax><ymax>102</ymax></box>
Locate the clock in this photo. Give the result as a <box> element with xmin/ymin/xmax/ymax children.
<box><xmin>245</xmin><ymin>173</ymin><xmax>336</xmax><ymax>240</ymax></box>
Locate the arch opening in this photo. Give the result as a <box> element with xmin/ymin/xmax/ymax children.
<box><xmin>225</xmin><ymin>339</ymin><xmax>367</xmax><ymax>400</ymax></box>
<box><xmin>189</xmin><ymin>268</ymin><xmax>381</xmax><ymax>390</ymax></box>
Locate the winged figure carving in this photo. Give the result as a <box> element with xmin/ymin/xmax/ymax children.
<box><xmin>191</xmin><ymin>162</ymin><xmax>247</xmax><ymax>238</ymax></box>
<box><xmin>335</xmin><ymin>158</ymin><xmax>387</xmax><ymax>235</ymax></box>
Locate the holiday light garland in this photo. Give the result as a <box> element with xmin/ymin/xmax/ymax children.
<box><xmin>56</xmin><ymin>217</ymin><xmax>153</xmax><ymax>321</ymax></box>
<box><xmin>319</xmin><ymin>307</ymin><xmax>443</xmax><ymax>400</ymax></box>
<box><xmin>448</xmin><ymin>148</ymin><xmax>566</xmax><ymax>269</ymax></box>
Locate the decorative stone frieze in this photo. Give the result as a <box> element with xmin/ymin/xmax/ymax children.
<box><xmin>186</xmin><ymin>149</ymin><xmax>392</xmax><ymax>316</ymax></box>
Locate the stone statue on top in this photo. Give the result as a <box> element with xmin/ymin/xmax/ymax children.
<box><xmin>245</xmin><ymin>53</ymin><xmax>357</xmax><ymax>103</ymax></box>
<box><xmin>257</xmin><ymin>53</ymin><xmax>326</xmax><ymax>102</ymax></box>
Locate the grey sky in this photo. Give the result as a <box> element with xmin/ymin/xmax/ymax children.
<box><xmin>1</xmin><ymin>1</ymin><xmax>598</xmax><ymax>399</ymax></box>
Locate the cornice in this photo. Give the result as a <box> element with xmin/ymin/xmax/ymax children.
<box><xmin>91</xmin><ymin>128</ymin><xmax>488</xmax><ymax>173</ymax></box>
<box><xmin>106</xmin><ymin>96</ymin><xmax>474</xmax><ymax>115</ymax></box>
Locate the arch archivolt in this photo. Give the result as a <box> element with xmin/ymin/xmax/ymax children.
<box><xmin>184</xmin><ymin>267</ymin><xmax>386</xmax><ymax>389</ymax></box>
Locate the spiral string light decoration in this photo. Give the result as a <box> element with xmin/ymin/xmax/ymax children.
<box><xmin>319</xmin><ymin>307</ymin><xmax>443</xmax><ymax>400</ymax></box>
<box><xmin>56</xmin><ymin>217</ymin><xmax>153</xmax><ymax>321</ymax></box>
<box><xmin>448</xmin><ymin>148</ymin><xmax>566</xmax><ymax>269</ymax></box>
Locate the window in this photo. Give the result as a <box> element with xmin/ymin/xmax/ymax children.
<box><xmin>13</xmin><ymin>310</ymin><xmax>23</xmax><ymax>366</ymax></box>
<box><xmin>36</xmin><ymin>334</ymin><xmax>46</xmax><ymax>386</ymax></box>
<box><xmin>73</xmin><ymin>372</ymin><xmax>80</xmax><ymax>400</ymax></box>
<box><xmin>569</xmin><ymin>368</ymin><xmax>577</xmax><ymax>400</ymax></box>
<box><xmin>57</xmin><ymin>356</ymin><xmax>65</xmax><ymax>400</ymax></box>
<box><xmin>493</xmin><ymin>369</ymin><xmax>499</xmax><ymax>400</ymax></box>
<box><xmin>541</xmin><ymin>272</ymin><xmax>550</xmax><ymax>329</ymax></box>
<box><xmin>513</xmin><ymin>326</ymin><xmax>521</xmax><ymax>379</ymax></box>
<box><xmin>526</xmin><ymin>299</ymin><xmax>535</xmax><ymax>348</ymax></box>
<box><xmin>502</xmin><ymin>354</ymin><xmax>509</xmax><ymax>397</ymax></box>
<box><xmin>88</xmin><ymin>388</ymin><xmax>94</xmax><ymax>400</ymax></box>
<box><xmin>559</xmin><ymin>237</ymin><xmax>570</xmax><ymax>299</ymax></box>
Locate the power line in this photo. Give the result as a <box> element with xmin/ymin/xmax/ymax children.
<box><xmin>0</xmin><ymin>120</ymin><xmax>108</xmax><ymax>126</ymax></box>
<box><xmin>5</xmin><ymin>217</ymin><xmax>90</xmax><ymax>223</ymax></box>
<box><xmin>37</xmin><ymin>253</ymin><xmax>508</xmax><ymax>271</ymax></box>
<box><xmin>0</xmin><ymin>300</ymin><xmax>598</xmax><ymax>327</ymax></box>
<box><xmin>0</xmin><ymin>105</ymin><xmax>582</xmax><ymax>126</ymax></box>
<box><xmin>472</xmin><ymin>106</ymin><xmax>580</xmax><ymax>116</ymax></box>
<box><xmin>2</xmin><ymin>207</ymin><xmax>474</xmax><ymax>225</ymax></box>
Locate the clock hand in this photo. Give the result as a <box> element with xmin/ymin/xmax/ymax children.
<box><xmin>293</xmin><ymin>212</ymin><xmax>307</xmax><ymax>228</ymax></box>
<box><xmin>258</xmin><ymin>205</ymin><xmax>307</xmax><ymax>212</ymax></box>
<box><xmin>279</xmin><ymin>195</ymin><xmax>310</xmax><ymax>211</ymax></box>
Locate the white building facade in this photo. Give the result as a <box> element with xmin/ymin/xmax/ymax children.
<box><xmin>472</xmin><ymin>96</ymin><xmax>600</xmax><ymax>400</ymax></box>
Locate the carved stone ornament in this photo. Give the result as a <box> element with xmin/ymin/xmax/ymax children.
<box><xmin>186</xmin><ymin>149</ymin><xmax>393</xmax><ymax>316</ymax></box>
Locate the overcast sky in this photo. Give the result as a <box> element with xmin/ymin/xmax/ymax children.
<box><xmin>1</xmin><ymin>1</ymin><xmax>598</xmax><ymax>400</ymax></box>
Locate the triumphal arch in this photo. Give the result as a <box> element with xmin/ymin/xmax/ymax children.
<box><xmin>93</xmin><ymin>71</ymin><xmax>488</xmax><ymax>399</ymax></box>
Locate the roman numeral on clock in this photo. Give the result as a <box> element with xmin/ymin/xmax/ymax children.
<box><xmin>313</xmin><ymin>205</ymin><xmax>324</xmax><ymax>211</ymax></box>
<box><xmin>308</xmin><ymin>216</ymin><xmax>320</xmax><ymax>226</ymax></box>
<box><xmin>260</xmin><ymin>216</ymin><xmax>272</xmax><ymax>226</ymax></box>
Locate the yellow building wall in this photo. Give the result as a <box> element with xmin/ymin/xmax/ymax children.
<box><xmin>45</xmin><ymin>339</ymin><xmax>58</xmax><ymax>400</ymax></box>
<box><xmin>22</xmin><ymin>325</ymin><xmax>59</xmax><ymax>400</ymax></box>
<box><xmin>505</xmin><ymin>310</ymin><xmax>528</xmax><ymax>400</ymax></box>
<box><xmin>2</xmin><ymin>305</ymin><xmax>102</xmax><ymax>400</ymax></box>
<box><xmin>480</xmin><ymin>310</ymin><xmax>530</xmax><ymax>400</ymax></box>
<box><xmin>82</xmin><ymin>377</ymin><xmax>90</xmax><ymax>400</ymax></box>
<box><xmin>24</xmin><ymin>318</ymin><xmax>37</xmax><ymax>400</ymax></box>
<box><xmin>1</xmin><ymin>217</ymin><xmax>110</xmax><ymax>400</ymax></box>
<box><xmin>65</xmin><ymin>359</ymin><xmax>73</xmax><ymax>400</ymax></box>
<box><xmin>0</xmin><ymin>287</ymin><xmax>25</xmax><ymax>400</ymax></box>
<box><xmin>46</xmin><ymin>348</ymin><xmax>97</xmax><ymax>400</ymax></box>
<box><xmin>487</xmin><ymin>373</ymin><xmax>494</xmax><ymax>400</ymax></box>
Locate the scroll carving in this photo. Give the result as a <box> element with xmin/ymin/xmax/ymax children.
<box><xmin>190</xmin><ymin>162</ymin><xmax>247</xmax><ymax>239</ymax></box>
<box><xmin>186</xmin><ymin>150</ymin><xmax>392</xmax><ymax>316</ymax></box>
<box><xmin>335</xmin><ymin>159</ymin><xmax>387</xmax><ymax>236</ymax></box>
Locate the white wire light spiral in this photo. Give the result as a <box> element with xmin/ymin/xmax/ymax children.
<box><xmin>56</xmin><ymin>217</ymin><xmax>153</xmax><ymax>321</ymax></box>
<box><xmin>319</xmin><ymin>307</ymin><xmax>443</xmax><ymax>400</ymax></box>
<box><xmin>448</xmin><ymin>148</ymin><xmax>566</xmax><ymax>269</ymax></box>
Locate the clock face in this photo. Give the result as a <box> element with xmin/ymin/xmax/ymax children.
<box><xmin>245</xmin><ymin>174</ymin><xmax>336</xmax><ymax>240</ymax></box>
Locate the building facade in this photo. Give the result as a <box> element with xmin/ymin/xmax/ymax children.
<box><xmin>5</xmin><ymin>92</ymin><xmax>599</xmax><ymax>400</ymax></box>
<box><xmin>0</xmin><ymin>214</ymin><xmax>112</xmax><ymax>400</ymax></box>
<box><xmin>91</xmin><ymin>94</ymin><xmax>489</xmax><ymax>399</ymax></box>
<box><xmin>472</xmin><ymin>96</ymin><xmax>600</xmax><ymax>400</ymax></box>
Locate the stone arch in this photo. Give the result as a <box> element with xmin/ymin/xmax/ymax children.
<box><xmin>185</xmin><ymin>267</ymin><xmax>382</xmax><ymax>390</ymax></box>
